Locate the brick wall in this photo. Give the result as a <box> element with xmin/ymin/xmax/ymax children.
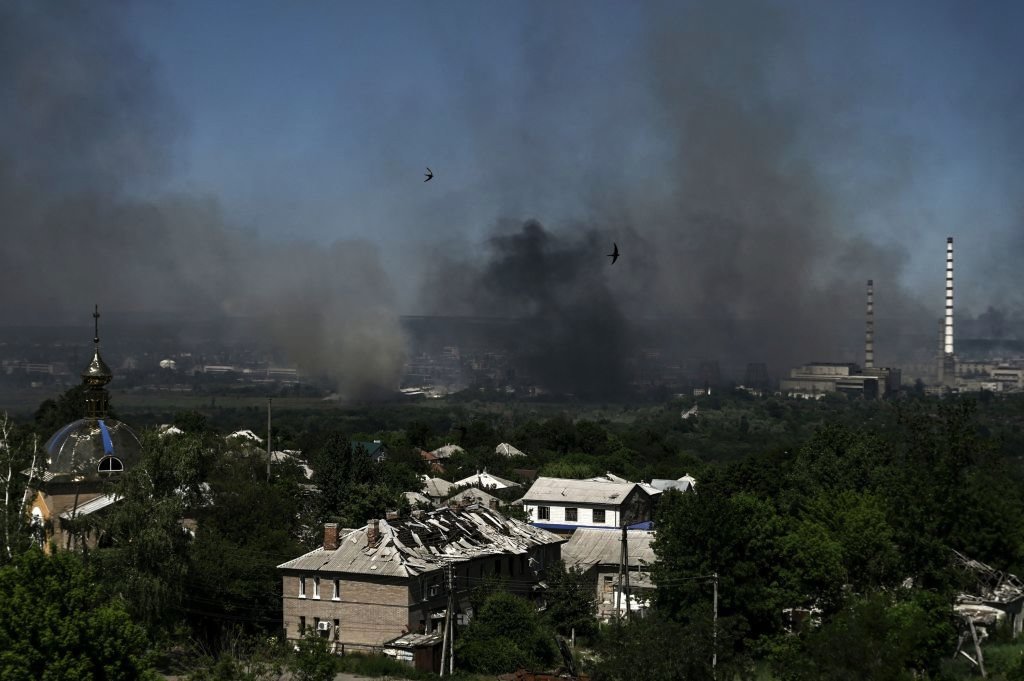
<box><xmin>281</xmin><ymin>573</ymin><xmax>411</xmax><ymax>646</ymax></box>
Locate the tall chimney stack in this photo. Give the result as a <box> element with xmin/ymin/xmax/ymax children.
<box><xmin>865</xmin><ymin>279</ymin><xmax>874</xmax><ymax>370</ymax></box>
<box><xmin>944</xmin><ymin>237</ymin><xmax>954</xmax><ymax>356</ymax></box>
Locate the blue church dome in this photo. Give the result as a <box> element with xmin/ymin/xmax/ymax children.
<box><xmin>43</xmin><ymin>417</ymin><xmax>141</xmax><ymax>482</ymax></box>
<box><xmin>39</xmin><ymin>306</ymin><xmax>141</xmax><ymax>483</ymax></box>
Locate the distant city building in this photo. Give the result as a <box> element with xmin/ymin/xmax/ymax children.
<box><xmin>780</xmin><ymin>362</ymin><xmax>881</xmax><ymax>399</ymax></box>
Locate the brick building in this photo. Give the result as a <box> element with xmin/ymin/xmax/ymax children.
<box><xmin>277</xmin><ymin>505</ymin><xmax>564</xmax><ymax>648</ymax></box>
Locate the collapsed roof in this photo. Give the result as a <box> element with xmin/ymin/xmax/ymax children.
<box><xmin>278</xmin><ymin>505</ymin><xmax>564</xmax><ymax>579</ymax></box>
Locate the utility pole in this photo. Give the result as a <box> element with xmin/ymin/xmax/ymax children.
<box><xmin>618</xmin><ymin>520</ymin><xmax>626</xmax><ymax>622</ymax></box>
<box><xmin>266</xmin><ymin>398</ymin><xmax>272</xmax><ymax>482</ymax></box>
<box><xmin>616</xmin><ymin>523</ymin><xmax>626</xmax><ymax>622</ymax></box>
<box><xmin>712</xmin><ymin>572</ymin><xmax>718</xmax><ymax>680</ymax></box>
<box><xmin>439</xmin><ymin>559</ymin><xmax>457</xmax><ymax>676</ymax></box>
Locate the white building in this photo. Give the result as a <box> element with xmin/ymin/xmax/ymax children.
<box><xmin>451</xmin><ymin>470</ymin><xmax>519</xmax><ymax>491</ymax></box>
<box><xmin>521</xmin><ymin>477</ymin><xmax>654</xmax><ymax>534</ymax></box>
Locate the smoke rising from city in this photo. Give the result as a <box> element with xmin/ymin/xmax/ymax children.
<box><xmin>0</xmin><ymin>3</ymin><xmax>405</xmax><ymax>397</ymax></box>
<box><xmin>2</xmin><ymin>2</ymin><xmax>1022</xmax><ymax>398</ymax></box>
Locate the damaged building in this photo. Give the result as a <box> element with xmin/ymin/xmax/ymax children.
<box><xmin>277</xmin><ymin>505</ymin><xmax>564</xmax><ymax>649</ymax></box>
<box><xmin>953</xmin><ymin>549</ymin><xmax>1024</xmax><ymax>639</ymax></box>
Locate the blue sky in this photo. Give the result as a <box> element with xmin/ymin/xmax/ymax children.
<box><xmin>121</xmin><ymin>0</ymin><xmax>1024</xmax><ymax>315</ymax></box>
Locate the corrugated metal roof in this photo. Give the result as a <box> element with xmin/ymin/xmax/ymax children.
<box><xmin>650</xmin><ymin>478</ymin><xmax>694</xmax><ymax>492</ymax></box>
<box><xmin>561</xmin><ymin>528</ymin><xmax>655</xmax><ymax>570</ymax></box>
<box><xmin>523</xmin><ymin>477</ymin><xmax>638</xmax><ymax>505</ymax></box>
<box><xmin>495</xmin><ymin>442</ymin><xmax>526</xmax><ymax>457</ymax></box>
<box><xmin>421</xmin><ymin>476</ymin><xmax>453</xmax><ymax>498</ymax></box>
<box><xmin>452</xmin><ymin>471</ymin><xmax>518</xmax><ymax>490</ymax></box>
<box><xmin>278</xmin><ymin>505</ymin><xmax>564</xmax><ymax>578</ymax></box>
<box><xmin>59</xmin><ymin>493</ymin><xmax>120</xmax><ymax>519</ymax></box>
<box><xmin>448</xmin><ymin>487</ymin><xmax>503</xmax><ymax>507</ymax></box>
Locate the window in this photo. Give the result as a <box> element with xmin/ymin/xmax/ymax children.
<box><xmin>537</xmin><ymin>506</ymin><xmax>550</xmax><ymax>520</ymax></box>
<box><xmin>298</xmin><ymin>577</ymin><xmax>306</xmax><ymax>598</ymax></box>
<box><xmin>313</xmin><ymin>576</ymin><xmax>320</xmax><ymax>599</ymax></box>
<box><xmin>565</xmin><ymin>508</ymin><xmax>578</xmax><ymax>522</ymax></box>
<box><xmin>333</xmin><ymin>619</ymin><xmax>340</xmax><ymax>640</ymax></box>
<box><xmin>593</xmin><ymin>509</ymin><xmax>606</xmax><ymax>524</ymax></box>
<box><xmin>299</xmin><ymin>616</ymin><xmax>306</xmax><ymax>633</ymax></box>
<box><xmin>332</xmin><ymin>579</ymin><xmax>340</xmax><ymax>601</ymax></box>
<box><xmin>97</xmin><ymin>456</ymin><xmax>123</xmax><ymax>474</ymax></box>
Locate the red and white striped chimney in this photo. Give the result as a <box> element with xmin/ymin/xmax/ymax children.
<box><xmin>944</xmin><ymin>237</ymin><xmax>954</xmax><ymax>355</ymax></box>
<box><xmin>865</xmin><ymin>279</ymin><xmax>874</xmax><ymax>369</ymax></box>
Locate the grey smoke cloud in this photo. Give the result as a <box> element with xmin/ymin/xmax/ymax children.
<box><xmin>419</xmin><ymin>1</ymin><xmax>944</xmax><ymax>385</ymax></box>
<box><xmin>0</xmin><ymin>2</ymin><xmax>404</xmax><ymax>397</ymax></box>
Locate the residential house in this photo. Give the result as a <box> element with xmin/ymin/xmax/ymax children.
<box><xmin>352</xmin><ymin>440</ymin><xmax>388</xmax><ymax>464</ymax></box>
<box><xmin>521</xmin><ymin>476</ymin><xmax>654</xmax><ymax>535</ymax></box>
<box><xmin>649</xmin><ymin>474</ymin><xmax>697</xmax><ymax>493</ymax></box>
<box><xmin>494</xmin><ymin>442</ymin><xmax>526</xmax><ymax>457</ymax></box>
<box><xmin>561</xmin><ymin>528</ymin><xmax>656</xmax><ymax>620</ymax></box>
<box><xmin>277</xmin><ymin>506</ymin><xmax>564</xmax><ymax>649</ymax></box>
<box><xmin>451</xmin><ymin>470</ymin><xmax>519</xmax><ymax>491</ymax></box>
<box><xmin>418</xmin><ymin>450</ymin><xmax>446</xmax><ymax>474</ymax></box>
<box><xmin>420</xmin><ymin>476</ymin><xmax>453</xmax><ymax>505</ymax></box>
<box><xmin>447</xmin><ymin>487</ymin><xmax>504</xmax><ymax>510</ymax></box>
<box><xmin>430</xmin><ymin>443</ymin><xmax>464</xmax><ymax>459</ymax></box>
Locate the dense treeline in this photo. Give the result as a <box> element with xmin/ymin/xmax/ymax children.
<box><xmin>2</xmin><ymin>391</ymin><xmax>1024</xmax><ymax>678</ymax></box>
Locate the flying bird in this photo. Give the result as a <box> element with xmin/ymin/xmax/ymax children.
<box><xmin>424</xmin><ymin>167</ymin><xmax>434</xmax><ymax>182</ymax></box>
<box><xmin>607</xmin><ymin>242</ymin><xmax>619</xmax><ymax>264</ymax></box>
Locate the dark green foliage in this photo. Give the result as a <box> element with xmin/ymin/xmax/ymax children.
<box><xmin>591</xmin><ymin>614</ymin><xmax>715</xmax><ymax>681</ymax></box>
<box><xmin>98</xmin><ymin>431</ymin><xmax>212</xmax><ymax>635</ymax></box>
<box><xmin>456</xmin><ymin>591</ymin><xmax>557</xmax><ymax>674</ymax></box>
<box><xmin>771</xmin><ymin>591</ymin><xmax>956</xmax><ymax>681</ymax></box>
<box><xmin>186</xmin><ymin>455</ymin><xmax>307</xmax><ymax>645</ymax></box>
<box><xmin>309</xmin><ymin>432</ymin><xmax>405</xmax><ymax>528</ymax></box>
<box><xmin>543</xmin><ymin>560</ymin><xmax>598</xmax><ymax>639</ymax></box>
<box><xmin>289</xmin><ymin>630</ymin><xmax>338</xmax><ymax>681</ymax></box>
<box><xmin>0</xmin><ymin>548</ymin><xmax>157</xmax><ymax>680</ymax></box>
<box><xmin>33</xmin><ymin>384</ymin><xmax>89</xmax><ymax>434</ymax></box>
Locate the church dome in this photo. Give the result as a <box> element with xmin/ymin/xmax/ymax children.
<box><xmin>43</xmin><ymin>417</ymin><xmax>141</xmax><ymax>482</ymax></box>
<box><xmin>38</xmin><ymin>306</ymin><xmax>141</xmax><ymax>483</ymax></box>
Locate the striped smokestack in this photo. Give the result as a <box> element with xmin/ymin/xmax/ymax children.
<box><xmin>944</xmin><ymin>237</ymin><xmax>954</xmax><ymax>355</ymax></box>
<box><xmin>865</xmin><ymin>279</ymin><xmax>874</xmax><ymax>369</ymax></box>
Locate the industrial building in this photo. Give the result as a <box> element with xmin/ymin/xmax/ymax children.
<box><xmin>781</xmin><ymin>279</ymin><xmax>901</xmax><ymax>399</ymax></box>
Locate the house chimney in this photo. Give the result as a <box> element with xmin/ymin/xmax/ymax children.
<box><xmin>366</xmin><ymin>519</ymin><xmax>380</xmax><ymax>547</ymax></box>
<box><xmin>865</xmin><ymin>279</ymin><xmax>874</xmax><ymax>370</ymax></box>
<box><xmin>489</xmin><ymin>499</ymin><xmax>500</xmax><ymax>511</ymax></box>
<box><xmin>323</xmin><ymin>522</ymin><xmax>339</xmax><ymax>551</ymax></box>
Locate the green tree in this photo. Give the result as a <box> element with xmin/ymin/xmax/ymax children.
<box><xmin>99</xmin><ymin>431</ymin><xmax>213</xmax><ymax>635</ymax></box>
<box><xmin>543</xmin><ymin>560</ymin><xmax>598</xmax><ymax>639</ymax></box>
<box><xmin>774</xmin><ymin>590</ymin><xmax>955</xmax><ymax>681</ymax></box>
<box><xmin>456</xmin><ymin>591</ymin><xmax>557</xmax><ymax>674</ymax></box>
<box><xmin>290</xmin><ymin>629</ymin><xmax>338</xmax><ymax>681</ymax></box>
<box><xmin>592</xmin><ymin>613</ymin><xmax>714</xmax><ymax>681</ymax></box>
<box><xmin>0</xmin><ymin>548</ymin><xmax>157</xmax><ymax>680</ymax></box>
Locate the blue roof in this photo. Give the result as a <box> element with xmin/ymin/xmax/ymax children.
<box><xmin>530</xmin><ymin>521</ymin><xmax>654</xmax><ymax>531</ymax></box>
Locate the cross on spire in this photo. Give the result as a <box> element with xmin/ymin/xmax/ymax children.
<box><xmin>93</xmin><ymin>304</ymin><xmax>100</xmax><ymax>344</ymax></box>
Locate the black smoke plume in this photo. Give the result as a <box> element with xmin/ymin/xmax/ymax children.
<box><xmin>0</xmin><ymin>2</ymin><xmax>404</xmax><ymax>397</ymax></box>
